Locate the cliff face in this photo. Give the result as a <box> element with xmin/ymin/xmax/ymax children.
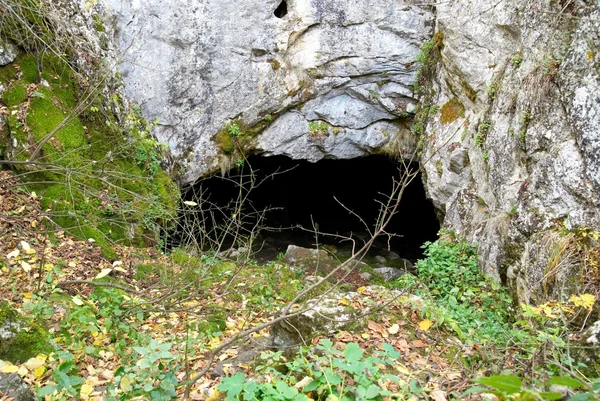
<box><xmin>421</xmin><ymin>2</ymin><xmax>600</xmax><ymax>303</ymax></box>
<box><xmin>100</xmin><ymin>0</ymin><xmax>599</xmax><ymax>301</ymax></box>
<box><xmin>103</xmin><ymin>0</ymin><xmax>433</xmax><ymax>182</ymax></box>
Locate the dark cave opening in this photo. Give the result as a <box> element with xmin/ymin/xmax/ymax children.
<box><xmin>178</xmin><ymin>155</ymin><xmax>440</xmax><ymax>262</ymax></box>
<box><xmin>274</xmin><ymin>0</ymin><xmax>288</xmax><ymax>18</ymax></box>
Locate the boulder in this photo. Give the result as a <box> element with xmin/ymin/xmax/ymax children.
<box><xmin>0</xmin><ymin>373</ymin><xmax>35</xmax><ymax>401</ymax></box>
<box><xmin>284</xmin><ymin>245</ymin><xmax>334</xmax><ymax>268</ymax></box>
<box><xmin>374</xmin><ymin>267</ymin><xmax>405</xmax><ymax>281</ymax></box>
<box><xmin>0</xmin><ymin>302</ymin><xmax>52</xmax><ymax>363</ymax></box>
<box><xmin>270</xmin><ymin>279</ymin><xmax>366</xmax><ymax>347</ymax></box>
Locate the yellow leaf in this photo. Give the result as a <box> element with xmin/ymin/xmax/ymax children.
<box><xmin>24</xmin><ymin>356</ymin><xmax>45</xmax><ymax>370</ymax></box>
<box><xmin>388</xmin><ymin>324</ymin><xmax>400</xmax><ymax>335</ymax></box>
<box><xmin>7</xmin><ymin>249</ymin><xmax>19</xmax><ymax>259</ymax></box>
<box><xmin>206</xmin><ymin>389</ymin><xmax>221</xmax><ymax>401</ymax></box>
<box><xmin>33</xmin><ymin>366</ymin><xmax>46</xmax><ymax>378</ymax></box>
<box><xmin>570</xmin><ymin>294</ymin><xmax>595</xmax><ymax>311</ymax></box>
<box><xmin>120</xmin><ymin>375</ymin><xmax>132</xmax><ymax>392</ymax></box>
<box><xmin>26</xmin><ymin>248</ymin><xmax>36</xmax><ymax>255</ymax></box>
<box><xmin>418</xmin><ymin>319</ymin><xmax>433</xmax><ymax>331</ymax></box>
<box><xmin>20</xmin><ymin>241</ymin><xmax>31</xmax><ymax>252</ymax></box>
<box><xmin>72</xmin><ymin>296</ymin><xmax>84</xmax><ymax>306</ymax></box>
<box><xmin>339</xmin><ymin>297</ymin><xmax>351</xmax><ymax>306</ymax></box>
<box><xmin>81</xmin><ymin>383</ymin><xmax>94</xmax><ymax>399</ymax></box>
<box><xmin>0</xmin><ymin>364</ymin><xmax>18</xmax><ymax>373</ymax></box>
<box><xmin>95</xmin><ymin>268</ymin><xmax>113</xmax><ymax>279</ymax></box>
<box><xmin>361</xmin><ymin>333</ymin><xmax>370</xmax><ymax>339</ymax></box>
<box><xmin>23</xmin><ymin>292</ymin><xmax>32</xmax><ymax>299</ymax></box>
<box><xmin>357</xmin><ymin>286</ymin><xmax>367</xmax><ymax>294</ymax></box>
<box><xmin>17</xmin><ymin>366</ymin><xmax>28</xmax><ymax>376</ymax></box>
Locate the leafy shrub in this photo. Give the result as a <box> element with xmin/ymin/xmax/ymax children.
<box><xmin>219</xmin><ymin>339</ymin><xmax>408</xmax><ymax>401</ymax></box>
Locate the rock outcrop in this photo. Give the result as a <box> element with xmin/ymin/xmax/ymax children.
<box><xmin>100</xmin><ymin>0</ymin><xmax>599</xmax><ymax>303</ymax></box>
<box><xmin>419</xmin><ymin>2</ymin><xmax>600</xmax><ymax>303</ymax></box>
<box><xmin>103</xmin><ymin>0</ymin><xmax>434</xmax><ymax>183</ymax></box>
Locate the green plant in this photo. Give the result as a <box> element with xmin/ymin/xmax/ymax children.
<box><xmin>219</xmin><ymin>339</ymin><xmax>406</xmax><ymax>401</ymax></box>
<box><xmin>482</xmin><ymin>151</ymin><xmax>489</xmax><ymax>161</ymax></box>
<box><xmin>264</xmin><ymin>114</ymin><xmax>273</xmax><ymax>122</ymax></box>
<box><xmin>308</xmin><ymin>121</ymin><xmax>329</xmax><ymax>136</ymax></box>
<box><xmin>228</xmin><ymin>123</ymin><xmax>241</xmax><ymax>138</ymax></box>
<box><xmin>469</xmin><ymin>374</ymin><xmax>599</xmax><ymax>401</ymax></box>
<box><xmin>512</xmin><ymin>54</ymin><xmax>523</xmax><ymax>68</ymax></box>
<box><xmin>487</xmin><ymin>82</ymin><xmax>501</xmax><ymax>100</ymax></box>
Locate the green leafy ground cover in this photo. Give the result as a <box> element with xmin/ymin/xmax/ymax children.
<box><xmin>0</xmin><ymin>177</ymin><xmax>598</xmax><ymax>400</ymax></box>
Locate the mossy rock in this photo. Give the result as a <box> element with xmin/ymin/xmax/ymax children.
<box><xmin>440</xmin><ymin>97</ymin><xmax>465</xmax><ymax>125</ymax></box>
<box><xmin>0</xmin><ymin>302</ymin><xmax>52</xmax><ymax>363</ymax></box>
<box><xmin>1</xmin><ymin>52</ymin><xmax>179</xmax><ymax>253</ymax></box>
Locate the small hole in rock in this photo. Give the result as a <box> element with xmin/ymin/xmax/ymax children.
<box><xmin>274</xmin><ymin>0</ymin><xmax>288</xmax><ymax>18</ymax></box>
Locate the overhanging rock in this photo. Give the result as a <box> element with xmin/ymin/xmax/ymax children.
<box><xmin>103</xmin><ymin>0</ymin><xmax>434</xmax><ymax>184</ymax></box>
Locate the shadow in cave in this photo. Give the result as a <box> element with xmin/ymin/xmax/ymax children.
<box><xmin>179</xmin><ymin>155</ymin><xmax>440</xmax><ymax>262</ymax></box>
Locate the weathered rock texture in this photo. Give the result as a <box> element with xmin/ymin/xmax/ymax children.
<box><xmin>420</xmin><ymin>2</ymin><xmax>600</xmax><ymax>303</ymax></box>
<box><xmin>103</xmin><ymin>0</ymin><xmax>434</xmax><ymax>183</ymax></box>
<box><xmin>102</xmin><ymin>0</ymin><xmax>599</xmax><ymax>303</ymax></box>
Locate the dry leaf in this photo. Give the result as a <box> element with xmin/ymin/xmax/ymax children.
<box><xmin>95</xmin><ymin>268</ymin><xmax>112</xmax><ymax>279</ymax></box>
<box><xmin>388</xmin><ymin>323</ymin><xmax>400</xmax><ymax>334</ymax></box>
<box><xmin>418</xmin><ymin>319</ymin><xmax>433</xmax><ymax>331</ymax></box>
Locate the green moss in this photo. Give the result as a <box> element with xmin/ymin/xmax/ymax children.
<box><xmin>0</xmin><ymin>302</ymin><xmax>52</xmax><ymax>363</ymax></box>
<box><xmin>2</xmin><ymin>82</ymin><xmax>27</xmax><ymax>106</ymax></box>
<box><xmin>91</xmin><ymin>14</ymin><xmax>105</xmax><ymax>32</ymax></box>
<box><xmin>0</xmin><ymin>63</ymin><xmax>17</xmax><ymax>84</ymax></box>
<box><xmin>19</xmin><ymin>55</ymin><xmax>40</xmax><ymax>84</ymax></box>
<box><xmin>461</xmin><ymin>81</ymin><xmax>477</xmax><ymax>102</ymax></box>
<box><xmin>214</xmin><ymin>127</ymin><xmax>235</xmax><ymax>154</ymax></box>
<box><xmin>440</xmin><ymin>97</ymin><xmax>465</xmax><ymax>125</ymax></box>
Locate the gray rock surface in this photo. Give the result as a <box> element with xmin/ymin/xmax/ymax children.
<box><xmin>103</xmin><ymin>0</ymin><xmax>434</xmax><ymax>183</ymax></box>
<box><xmin>0</xmin><ymin>39</ymin><xmax>17</xmax><ymax>66</ymax></box>
<box><xmin>419</xmin><ymin>2</ymin><xmax>600</xmax><ymax>303</ymax></box>
<box><xmin>373</xmin><ymin>267</ymin><xmax>405</xmax><ymax>281</ymax></box>
<box><xmin>0</xmin><ymin>373</ymin><xmax>35</xmax><ymax>401</ymax></box>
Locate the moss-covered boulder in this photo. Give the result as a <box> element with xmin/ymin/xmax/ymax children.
<box><xmin>0</xmin><ymin>302</ymin><xmax>52</xmax><ymax>363</ymax></box>
<box><xmin>0</xmin><ymin>52</ymin><xmax>180</xmax><ymax>255</ymax></box>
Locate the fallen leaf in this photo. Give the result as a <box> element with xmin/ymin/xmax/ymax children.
<box><xmin>20</xmin><ymin>241</ymin><xmax>31</xmax><ymax>251</ymax></box>
<box><xmin>357</xmin><ymin>286</ymin><xmax>367</xmax><ymax>294</ymax></box>
<box><xmin>17</xmin><ymin>366</ymin><xmax>28</xmax><ymax>376</ymax></box>
<box><xmin>388</xmin><ymin>323</ymin><xmax>400</xmax><ymax>334</ymax></box>
<box><xmin>361</xmin><ymin>333</ymin><xmax>371</xmax><ymax>339</ymax></box>
<box><xmin>7</xmin><ymin>249</ymin><xmax>20</xmax><ymax>259</ymax></box>
<box><xmin>339</xmin><ymin>297</ymin><xmax>351</xmax><ymax>306</ymax></box>
<box><xmin>419</xmin><ymin>319</ymin><xmax>433</xmax><ymax>331</ymax></box>
<box><xmin>295</xmin><ymin>376</ymin><xmax>313</xmax><ymax>389</ymax></box>
<box><xmin>21</xmin><ymin>261</ymin><xmax>31</xmax><ymax>272</ymax></box>
<box><xmin>431</xmin><ymin>390</ymin><xmax>447</xmax><ymax>401</ymax></box>
<box><xmin>412</xmin><ymin>340</ymin><xmax>428</xmax><ymax>348</ymax></box>
<box><xmin>120</xmin><ymin>375</ymin><xmax>132</xmax><ymax>392</ymax></box>
<box><xmin>24</xmin><ymin>356</ymin><xmax>45</xmax><ymax>370</ymax></box>
<box><xmin>0</xmin><ymin>364</ymin><xmax>18</xmax><ymax>373</ymax></box>
<box><xmin>81</xmin><ymin>382</ymin><xmax>94</xmax><ymax>399</ymax></box>
<box><xmin>33</xmin><ymin>366</ymin><xmax>46</xmax><ymax>378</ymax></box>
<box><xmin>72</xmin><ymin>296</ymin><xmax>84</xmax><ymax>306</ymax></box>
<box><xmin>95</xmin><ymin>268</ymin><xmax>112</xmax><ymax>279</ymax></box>
<box><xmin>183</xmin><ymin>201</ymin><xmax>198</xmax><ymax>206</ymax></box>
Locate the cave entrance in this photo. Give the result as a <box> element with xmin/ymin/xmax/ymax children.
<box><xmin>180</xmin><ymin>155</ymin><xmax>440</xmax><ymax>262</ymax></box>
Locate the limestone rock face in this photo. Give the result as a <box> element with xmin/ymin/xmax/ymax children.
<box><xmin>103</xmin><ymin>0</ymin><xmax>434</xmax><ymax>183</ymax></box>
<box><xmin>420</xmin><ymin>2</ymin><xmax>600</xmax><ymax>303</ymax></box>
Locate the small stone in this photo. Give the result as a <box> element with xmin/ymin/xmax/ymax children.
<box><xmin>360</xmin><ymin>272</ymin><xmax>372</xmax><ymax>281</ymax></box>
<box><xmin>374</xmin><ymin>267</ymin><xmax>405</xmax><ymax>281</ymax></box>
<box><xmin>387</xmin><ymin>251</ymin><xmax>400</xmax><ymax>260</ymax></box>
<box><xmin>0</xmin><ymin>40</ymin><xmax>17</xmax><ymax>66</ymax></box>
<box><xmin>374</xmin><ymin>255</ymin><xmax>387</xmax><ymax>264</ymax></box>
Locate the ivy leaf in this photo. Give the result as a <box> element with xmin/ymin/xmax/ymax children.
<box><xmin>474</xmin><ymin>375</ymin><xmax>522</xmax><ymax>393</ymax></box>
